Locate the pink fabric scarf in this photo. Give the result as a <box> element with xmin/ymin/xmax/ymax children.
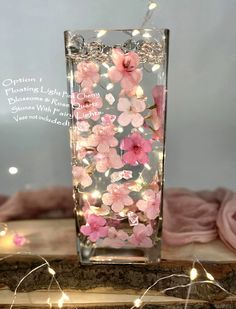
<box><xmin>163</xmin><ymin>187</ymin><xmax>236</xmax><ymax>252</ymax></box>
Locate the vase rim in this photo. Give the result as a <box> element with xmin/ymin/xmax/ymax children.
<box><xmin>64</xmin><ymin>28</ymin><xmax>169</xmax><ymax>34</ymax></box>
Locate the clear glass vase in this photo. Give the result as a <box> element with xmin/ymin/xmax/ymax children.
<box><xmin>64</xmin><ymin>29</ymin><xmax>169</xmax><ymax>264</ymax></box>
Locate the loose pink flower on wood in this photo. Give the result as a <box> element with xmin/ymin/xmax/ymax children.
<box><xmin>13</xmin><ymin>233</ymin><xmax>28</xmax><ymax>247</ymax></box>
<box><xmin>117</xmin><ymin>97</ymin><xmax>146</xmax><ymax>127</ymax></box>
<box><xmin>89</xmin><ymin>124</ymin><xmax>118</xmax><ymax>153</ymax></box>
<box><xmin>129</xmin><ymin>224</ymin><xmax>153</xmax><ymax>248</ymax></box>
<box><xmin>75</xmin><ymin>61</ymin><xmax>100</xmax><ymax>88</ymax></box>
<box><xmin>80</xmin><ymin>214</ymin><xmax>108</xmax><ymax>242</ymax></box>
<box><xmin>95</xmin><ymin>148</ymin><xmax>123</xmax><ymax>173</ymax></box>
<box><xmin>120</xmin><ymin>132</ymin><xmax>152</xmax><ymax>165</ymax></box>
<box><xmin>72</xmin><ymin>166</ymin><xmax>92</xmax><ymax>188</ymax></box>
<box><xmin>102</xmin><ymin>184</ymin><xmax>133</xmax><ymax>212</ymax></box>
<box><xmin>108</xmin><ymin>48</ymin><xmax>142</xmax><ymax>93</ymax></box>
<box><xmin>72</xmin><ymin>88</ymin><xmax>103</xmax><ymax>121</ymax></box>
<box><xmin>136</xmin><ymin>190</ymin><xmax>161</xmax><ymax>220</ymax></box>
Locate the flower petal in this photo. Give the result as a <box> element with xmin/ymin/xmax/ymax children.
<box><xmin>123</xmin><ymin>151</ymin><xmax>137</xmax><ymax>165</ymax></box>
<box><xmin>117</xmin><ymin>97</ymin><xmax>131</xmax><ymax>112</ymax></box>
<box><xmin>118</xmin><ymin>111</ymin><xmax>132</xmax><ymax>126</ymax></box>
<box><xmin>131</xmin><ymin>97</ymin><xmax>146</xmax><ymax>112</ymax></box>
<box><xmin>102</xmin><ymin>193</ymin><xmax>113</xmax><ymax>205</ymax></box>
<box><xmin>112</xmin><ymin>201</ymin><xmax>124</xmax><ymax>212</ymax></box>
<box><xmin>81</xmin><ymin>173</ymin><xmax>92</xmax><ymax>188</ymax></box>
<box><xmin>108</xmin><ymin>66</ymin><xmax>123</xmax><ymax>83</ymax></box>
<box><xmin>131</xmin><ymin>113</ymin><xmax>144</xmax><ymax>127</ymax></box>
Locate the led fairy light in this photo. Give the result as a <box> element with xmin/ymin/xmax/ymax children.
<box><xmin>0</xmin><ymin>223</ymin><xmax>8</xmax><ymax>237</ymax></box>
<box><xmin>82</xmin><ymin>158</ymin><xmax>90</xmax><ymax>165</ymax></box>
<box><xmin>144</xmin><ymin>163</ymin><xmax>151</xmax><ymax>170</ymax></box>
<box><xmin>151</xmin><ymin>64</ymin><xmax>160</xmax><ymax>72</ymax></box>
<box><xmin>142</xmin><ymin>32</ymin><xmax>152</xmax><ymax>38</ymax></box>
<box><xmin>132</xmin><ymin>29</ymin><xmax>140</xmax><ymax>37</ymax></box>
<box><xmin>106</xmin><ymin>83</ymin><xmax>114</xmax><ymax>90</ymax></box>
<box><xmin>148</xmin><ymin>1</ymin><xmax>157</xmax><ymax>10</ymax></box>
<box><xmin>102</xmin><ymin>62</ymin><xmax>110</xmax><ymax>69</ymax></box>
<box><xmin>136</xmin><ymin>85</ymin><xmax>144</xmax><ymax>98</ymax></box>
<box><xmin>97</xmin><ymin>30</ymin><xmax>107</xmax><ymax>38</ymax></box>
<box><xmin>91</xmin><ymin>190</ymin><xmax>102</xmax><ymax>199</ymax></box>
<box><xmin>190</xmin><ymin>267</ymin><xmax>198</xmax><ymax>281</ymax></box>
<box><xmin>117</xmin><ymin>126</ymin><xmax>124</xmax><ymax>133</ymax></box>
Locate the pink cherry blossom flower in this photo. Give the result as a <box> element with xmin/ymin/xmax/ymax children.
<box><xmin>152</xmin><ymin>85</ymin><xmax>165</xmax><ymax>118</ymax></box>
<box><xmin>117</xmin><ymin>97</ymin><xmax>146</xmax><ymax>127</ymax></box>
<box><xmin>129</xmin><ymin>224</ymin><xmax>153</xmax><ymax>248</ymax></box>
<box><xmin>150</xmin><ymin>109</ymin><xmax>161</xmax><ymax>131</ymax></box>
<box><xmin>13</xmin><ymin>233</ymin><xmax>28</xmax><ymax>246</ymax></box>
<box><xmin>72</xmin><ymin>88</ymin><xmax>103</xmax><ymax>121</ymax></box>
<box><xmin>72</xmin><ymin>166</ymin><xmax>92</xmax><ymax>188</ymax></box>
<box><xmin>120</xmin><ymin>132</ymin><xmax>152</xmax><ymax>165</ymax></box>
<box><xmin>76</xmin><ymin>120</ymin><xmax>90</xmax><ymax>132</ymax></box>
<box><xmin>89</xmin><ymin>124</ymin><xmax>118</xmax><ymax>153</ymax></box>
<box><xmin>136</xmin><ymin>190</ymin><xmax>161</xmax><ymax>220</ymax></box>
<box><xmin>102</xmin><ymin>184</ymin><xmax>133</xmax><ymax>212</ymax></box>
<box><xmin>101</xmin><ymin>227</ymin><xmax>129</xmax><ymax>248</ymax></box>
<box><xmin>101</xmin><ymin>114</ymin><xmax>116</xmax><ymax>125</ymax></box>
<box><xmin>110</xmin><ymin>170</ymin><xmax>133</xmax><ymax>183</ymax></box>
<box><xmin>75</xmin><ymin>135</ymin><xmax>90</xmax><ymax>160</ymax></box>
<box><xmin>108</xmin><ymin>48</ymin><xmax>142</xmax><ymax>93</ymax></box>
<box><xmin>95</xmin><ymin>148</ymin><xmax>123</xmax><ymax>173</ymax></box>
<box><xmin>80</xmin><ymin>214</ymin><xmax>108</xmax><ymax>242</ymax></box>
<box><xmin>152</xmin><ymin>126</ymin><xmax>164</xmax><ymax>142</ymax></box>
<box><xmin>74</xmin><ymin>61</ymin><xmax>100</xmax><ymax>88</ymax></box>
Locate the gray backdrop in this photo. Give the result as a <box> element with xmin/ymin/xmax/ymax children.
<box><xmin>0</xmin><ymin>0</ymin><xmax>236</xmax><ymax>195</ymax></box>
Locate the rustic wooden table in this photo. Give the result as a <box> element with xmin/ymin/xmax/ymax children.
<box><xmin>0</xmin><ymin>219</ymin><xmax>236</xmax><ymax>308</ymax></box>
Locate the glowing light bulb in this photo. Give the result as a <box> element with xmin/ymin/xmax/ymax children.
<box><xmin>148</xmin><ymin>2</ymin><xmax>157</xmax><ymax>10</ymax></box>
<box><xmin>143</xmin><ymin>32</ymin><xmax>151</xmax><ymax>38</ymax></box>
<box><xmin>102</xmin><ymin>63</ymin><xmax>110</xmax><ymax>69</ymax></box>
<box><xmin>8</xmin><ymin>167</ymin><xmax>18</xmax><ymax>175</ymax></box>
<box><xmin>133</xmin><ymin>298</ymin><xmax>142</xmax><ymax>308</ymax></box>
<box><xmin>106</xmin><ymin>83</ymin><xmax>114</xmax><ymax>90</ymax></box>
<box><xmin>0</xmin><ymin>223</ymin><xmax>8</xmax><ymax>237</ymax></box>
<box><xmin>117</xmin><ymin>126</ymin><xmax>124</xmax><ymax>133</ymax></box>
<box><xmin>101</xmin><ymin>73</ymin><xmax>108</xmax><ymax>78</ymax></box>
<box><xmin>190</xmin><ymin>268</ymin><xmax>198</xmax><ymax>281</ymax></box>
<box><xmin>136</xmin><ymin>177</ymin><xmax>144</xmax><ymax>187</ymax></box>
<box><xmin>132</xmin><ymin>29</ymin><xmax>140</xmax><ymax>36</ymax></box>
<box><xmin>82</xmin><ymin>158</ymin><xmax>89</xmax><ymax>165</ymax></box>
<box><xmin>97</xmin><ymin>30</ymin><xmax>107</xmax><ymax>38</ymax></box>
<box><xmin>82</xmin><ymin>194</ymin><xmax>88</xmax><ymax>201</ymax></box>
<box><xmin>48</xmin><ymin>267</ymin><xmax>56</xmax><ymax>276</ymax></box>
<box><xmin>152</xmin><ymin>64</ymin><xmax>160</xmax><ymax>72</ymax></box>
<box><xmin>144</xmin><ymin>163</ymin><xmax>151</xmax><ymax>170</ymax></box>
<box><xmin>206</xmin><ymin>272</ymin><xmax>215</xmax><ymax>281</ymax></box>
<box><xmin>91</xmin><ymin>190</ymin><xmax>101</xmax><ymax>199</ymax></box>
<box><xmin>136</xmin><ymin>85</ymin><xmax>144</xmax><ymax>98</ymax></box>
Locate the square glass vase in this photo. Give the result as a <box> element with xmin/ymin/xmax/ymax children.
<box><xmin>64</xmin><ymin>28</ymin><xmax>169</xmax><ymax>264</ymax></box>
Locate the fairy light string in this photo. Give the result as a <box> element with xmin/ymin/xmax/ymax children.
<box><xmin>131</xmin><ymin>258</ymin><xmax>236</xmax><ymax>308</ymax></box>
<box><xmin>0</xmin><ymin>253</ymin><xmax>69</xmax><ymax>309</ymax></box>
